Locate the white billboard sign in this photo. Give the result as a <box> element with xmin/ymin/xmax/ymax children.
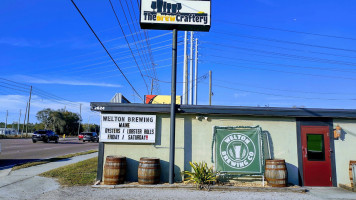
<box><xmin>100</xmin><ymin>114</ymin><xmax>156</xmax><ymax>143</ymax></box>
<box><xmin>140</xmin><ymin>0</ymin><xmax>211</xmax><ymax>31</ymax></box>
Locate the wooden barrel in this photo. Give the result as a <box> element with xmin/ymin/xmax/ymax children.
<box><xmin>350</xmin><ymin>160</ymin><xmax>356</xmax><ymax>187</ymax></box>
<box><xmin>138</xmin><ymin>157</ymin><xmax>160</xmax><ymax>184</ymax></box>
<box><xmin>265</xmin><ymin>159</ymin><xmax>287</xmax><ymax>187</ymax></box>
<box><xmin>103</xmin><ymin>156</ymin><xmax>126</xmax><ymax>185</ymax></box>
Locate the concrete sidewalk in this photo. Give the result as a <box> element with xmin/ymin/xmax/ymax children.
<box><xmin>0</xmin><ymin>152</ymin><xmax>98</xmax><ymax>188</ymax></box>
<box><xmin>0</xmin><ymin>152</ymin><xmax>355</xmax><ymax>200</ymax></box>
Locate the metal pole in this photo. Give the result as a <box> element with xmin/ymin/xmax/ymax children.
<box><xmin>77</xmin><ymin>103</ymin><xmax>82</xmax><ymax>136</ymax></box>
<box><xmin>87</xmin><ymin>116</ymin><xmax>91</xmax><ymax>132</ymax></box>
<box><xmin>189</xmin><ymin>31</ymin><xmax>194</xmax><ymax>105</ymax></box>
<box><xmin>18</xmin><ymin>109</ymin><xmax>21</xmax><ymax>135</ymax></box>
<box><xmin>209</xmin><ymin>70</ymin><xmax>212</xmax><ymax>106</ymax></box>
<box><xmin>184</xmin><ymin>56</ymin><xmax>188</xmax><ymax>104</ymax></box>
<box><xmin>182</xmin><ymin>31</ymin><xmax>188</xmax><ymax>105</ymax></box>
<box><xmin>194</xmin><ymin>38</ymin><xmax>198</xmax><ymax>105</ymax></box>
<box><xmin>26</xmin><ymin>86</ymin><xmax>32</xmax><ymax>137</ymax></box>
<box><xmin>5</xmin><ymin>110</ymin><xmax>8</xmax><ymax>135</ymax></box>
<box><xmin>22</xmin><ymin>101</ymin><xmax>28</xmax><ymax>138</ymax></box>
<box><xmin>169</xmin><ymin>29</ymin><xmax>178</xmax><ymax>184</ymax></box>
<box><xmin>150</xmin><ymin>79</ymin><xmax>154</xmax><ymax>95</ymax></box>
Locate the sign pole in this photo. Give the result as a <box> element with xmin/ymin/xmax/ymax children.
<box><xmin>169</xmin><ymin>29</ymin><xmax>178</xmax><ymax>184</ymax></box>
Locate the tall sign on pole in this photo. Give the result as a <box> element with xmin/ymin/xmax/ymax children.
<box><xmin>140</xmin><ymin>0</ymin><xmax>211</xmax><ymax>184</ymax></box>
<box><xmin>140</xmin><ymin>0</ymin><xmax>211</xmax><ymax>31</ymax></box>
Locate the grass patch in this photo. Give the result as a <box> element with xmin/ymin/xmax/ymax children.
<box><xmin>40</xmin><ymin>157</ymin><xmax>98</xmax><ymax>186</ymax></box>
<box><xmin>12</xmin><ymin>149</ymin><xmax>98</xmax><ymax>170</ymax></box>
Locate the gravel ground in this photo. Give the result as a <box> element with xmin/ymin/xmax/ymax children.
<box><xmin>36</xmin><ymin>186</ymin><xmax>321</xmax><ymax>200</ymax></box>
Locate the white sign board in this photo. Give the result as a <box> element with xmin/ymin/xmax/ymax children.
<box><xmin>140</xmin><ymin>0</ymin><xmax>211</xmax><ymax>31</ymax></box>
<box><xmin>100</xmin><ymin>114</ymin><xmax>156</xmax><ymax>143</ymax></box>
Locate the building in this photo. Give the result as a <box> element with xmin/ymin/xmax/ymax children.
<box><xmin>91</xmin><ymin>102</ymin><xmax>356</xmax><ymax>187</ymax></box>
<box><xmin>110</xmin><ymin>93</ymin><xmax>131</xmax><ymax>104</ymax></box>
<box><xmin>0</xmin><ymin>128</ymin><xmax>18</xmax><ymax>135</ymax></box>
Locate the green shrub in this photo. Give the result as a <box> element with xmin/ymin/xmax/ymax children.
<box><xmin>182</xmin><ymin>161</ymin><xmax>216</xmax><ymax>190</ymax></box>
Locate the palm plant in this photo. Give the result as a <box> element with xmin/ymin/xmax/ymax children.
<box><xmin>182</xmin><ymin>161</ymin><xmax>216</xmax><ymax>190</ymax></box>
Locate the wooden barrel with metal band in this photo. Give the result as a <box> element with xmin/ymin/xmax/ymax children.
<box><xmin>350</xmin><ymin>160</ymin><xmax>356</xmax><ymax>187</ymax></box>
<box><xmin>103</xmin><ymin>156</ymin><xmax>127</xmax><ymax>185</ymax></box>
<box><xmin>138</xmin><ymin>157</ymin><xmax>160</xmax><ymax>184</ymax></box>
<box><xmin>265</xmin><ymin>159</ymin><xmax>287</xmax><ymax>187</ymax></box>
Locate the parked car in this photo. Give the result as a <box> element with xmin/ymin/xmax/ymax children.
<box><xmin>82</xmin><ymin>132</ymin><xmax>99</xmax><ymax>143</ymax></box>
<box><xmin>32</xmin><ymin>130</ymin><xmax>59</xmax><ymax>143</ymax></box>
<box><xmin>78</xmin><ymin>133</ymin><xmax>84</xmax><ymax>140</ymax></box>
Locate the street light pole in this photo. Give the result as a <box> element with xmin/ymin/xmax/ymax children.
<box><xmin>169</xmin><ymin>29</ymin><xmax>178</xmax><ymax>184</ymax></box>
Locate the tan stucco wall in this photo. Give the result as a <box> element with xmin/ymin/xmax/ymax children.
<box><xmin>333</xmin><ymin>119</ymin><xmax>356</xmax><ymax>186</ymax></box>
<box><xmin>103</xmin><ymin>113</ymin><xmax>299</xmax><ymax>184</ymax></box>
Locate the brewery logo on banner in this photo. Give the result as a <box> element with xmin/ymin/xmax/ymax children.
<box><xmin>100</xmin><ymin>114</ymin><xmax>156</xmax><ymax>143</ymax></box>
<box><xmin>214</xmin><ymin>126</ymin><xmax>262</xmax><ymax>174</ymax></box>
<box><xmin>220</xmin><ymin>133</ymin><xmax>256</xmax><ymax>169</ymax></box>
<box><xmin>140</xmin><ymin>0</ymin><xmax>211</xmax><ymax>31</ymax></box>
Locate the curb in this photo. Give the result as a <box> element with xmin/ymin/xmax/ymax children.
<box><xmin>92</xmin><ymin>184</ymin><xmax>307</xmax><ymax>193</ymax></box>
<box><xmin>0</xmin><ymin>168</ymin><xmax>12</xmax><ymax>178</ymax></box>
<box><xmin>339</xmin><ymin>184</ymin><xmax>356</xmax><ymax>192</ymax></box>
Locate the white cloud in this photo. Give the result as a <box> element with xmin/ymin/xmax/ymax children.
<box><xmin>234</xmin><ymin>93</ymin><xmax>248</xmax><ymax>98</ymax></box>
<box><xmin>0</xmin><ymin>37</ymin><xmax>32</xmax><ymax>47</ymax></box>
<box><xmin>11</xmin><ymin>75</ymin><xmax>123</xmax><ymax>88</ymax></box>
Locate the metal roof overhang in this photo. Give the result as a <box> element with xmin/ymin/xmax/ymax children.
<box><xmin>90</xmin><ymin>102</ymin><xmax>356</xmax><ymax>119</ymax></box>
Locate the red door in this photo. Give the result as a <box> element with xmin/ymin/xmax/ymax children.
<box><xmin>301</xmin><ymin>126</ymin><xmax>332</xmax><ymax>186</ymax></box>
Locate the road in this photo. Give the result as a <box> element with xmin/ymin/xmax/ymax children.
<box><xmin>0</xmin><ymin>137</ymin><xmax>98</xmax><ymax>169</ymax></box>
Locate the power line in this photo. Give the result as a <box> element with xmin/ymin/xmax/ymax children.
<box><xmin>108</xmin><ymin>0</ymin><xmax>150</xmax><ymax>93</ymax></box>
<box><xmin>214</xmin><ymin>79</ymin><xmax>355</xmax><ymax>96</ymax></box>
<box><xmin>0</xmin><ymin>78</ymin><xmax>79</xmax><ymax>104</ymax></box>
<box><xmin>216</xmin><ymin>20</ymin><xmax>356</xmax><ymax>41</ymax></box>
<box><xmin>126</xmin><ymin>0</ymin><xmax>158</xmax><ymax>81</ymax></box>
<box><xmin>209</xmin><ymin>83</ymin><xmax>356</xmax><ymax>101</ymax></box>
<box><xmin>44</xmin><ymin>42</ymin><xmax>178</xmax><ymax>75</ymax></box>
<box><xmin>212</xmin><ymin>31</ymin><xmax>356</xmax><ymax>53</ymax></box>
<box><xmin>202</xmin><ymin>41</ymin><xmax>356</xmax><ymax>68</ymax></box>
<box><xmin>70</xmin><ymin>0</ymin><xmax>143</xmax><ymax>101</ymax></box>
<box><xmin>87</xmin><ymin>55</ymin><xmax>182</xmax><ymax>76</ymax></box>
<box><xmin>123</xmin><ymin>0</ymin><xmax>156</xmax><ymax>82</ymax></box>
<box><xmin>97</xmin><ymin>62</ymin><xmax>184</xmax><ymax>80</ymax></box>
<box><xmin>0</xmin><ymin>79</ymin><xmax>80</xmax><ymax>107</ymax></box>
<box><xmin>204</xmin><ymin>54</ymin><xmax>356</xmax><ymax>73</ymax></box>
<box><xmin>205</xmin><ymin>34</ymin><xmax>356</xmax><ymax>60</ymax></box>
<box><xmin>203</xmin><ymin>60</ymin><xmax>356</xmax><ymax>81</ymax></box>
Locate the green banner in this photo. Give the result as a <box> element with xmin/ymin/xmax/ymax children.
<box><xmin>214</xmin><ymin>126</ymin><xmax>263</xmax><ymax>174</ymax></box>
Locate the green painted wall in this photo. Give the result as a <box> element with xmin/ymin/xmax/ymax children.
<box><xmin>103</xmin><ymin>113</ymin><xmax>299</xmax><ymax>184</ymax></box>
<box><xmin>189</xmin><ymin>115</ymin><xmax>298</xmax><ymax>185</ymax></box>
<box><xmin>333</xmin><ymin>119</ymin><xmax>356</xmax><ymax>186</ymax></box>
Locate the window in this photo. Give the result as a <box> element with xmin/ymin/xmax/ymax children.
<box><xmin>307</xmin><ymin>134</ymin><xmax>325</xmax><ymax>161</ymax></box>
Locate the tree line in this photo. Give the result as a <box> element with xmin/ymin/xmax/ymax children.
<box><xmin>1</xmin><ymin>108</ymin><xmax>99</xmax><ymax>135</ymax></box>
<box><xmin>35</xmin><ymin>108</ymin><xmax>99</xmax><ymax>135</ymax></box>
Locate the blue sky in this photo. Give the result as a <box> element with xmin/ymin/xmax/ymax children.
<box><xmin>1</xmin><ymin>0</ymin><xmax>356</xmax><ymax>125</ymax></box>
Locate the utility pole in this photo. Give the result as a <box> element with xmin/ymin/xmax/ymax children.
<box><xmin>87</xmin><ymin>116</ymin><xmax>91</xmax><ymax>132</ymax></box>
<box><xmin>150</xmin><ymin>79</ymin><xmax>154</xmax><ymax>95</ymax></box>
<box><xmin>18</xmin><ymin>109</ymin><xmax>21</xmax><ymax>135</ymax></box>
<box><xmin>22</xmin><ymin>101</ymin><xmax>28</xmax><ymax>138</ymax></box>
<box><xmin>189</xmin><ymin>31</ymin><xmax>194</xmax><ymax>105</ymax></box>
<box><xmin>194</xmin><ymin>38</ymin><xmax>198</xmax><ymax>105</ymax></box>
<box><xmin>182</xmin><ymin>31</ymin><xmax>188</xmax><ymax>105</ymax></box>
<box><xmin>77</xmin><ymin>103</ymin><xmax>82</xmax><ymax>136</ymax></box>
<box><xmin>169</xmin><ymin>29</ymin><xmax>178</xmax><ymax>184</ymax></box>
<box><xmin>26</xmin><ymin>86</ymin><xmax>32</xmax><ymax>137</ymax></box>
<box><xmin>5</xmin><ymin>110</ymin><xmax>8</xmax><ymax>135</ymax></box>
<box><xmin>209</xmin><ymin>70</ymin><xmax>212</xmax><ymax>106</ymax></box>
